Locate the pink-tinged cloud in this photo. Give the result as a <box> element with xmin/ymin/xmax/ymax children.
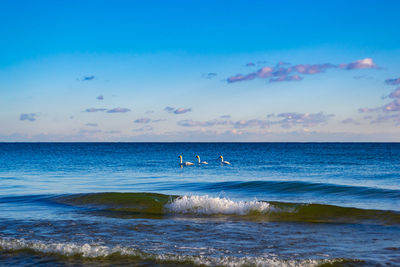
<box><xmin>341</xmin><ymin>118</ymin><xmax>360</xmax><ymax>125</ymax></box>
<box><xmin>269</xmin><ymin>75</ymin><xmax>303</xmax><ymax>83</ymax></box>
<box><xmin>385</xmin><ymin>77</ymin><xmax>400</xmax><ymax>85</ymax></box>
<box><xmin>387</xmin><ymin>87</ymin><xmax>400</xmax><ymax>99</ymax></box>
<box><xmin>383</xmin><ymin>99</ymin><xmax>400</xmax><ymax>112</ymax></box>
<box><xmin>20</xmin><ymin>113</ymin><xmax>37</xmax><ymax>122</ymax></box>
<box><xmin>178</xmin><ymin>119</ymin><xmax>231</xmax><ymax>127</ymax></box>
<box><xmin>178</xmin><ymin>119</ymin><xmax>270</xmax><ymax>129</ymax></box>
<box><xmin>164</xmin><ymin>106</ymin><xmax>192</xmax><ymax>114</ymax></box>
<box><xmin>293</xmin><ymin>63</ymin><xmax>336</xmax><ymax>74</ymax></box>
<box><xmin>227</xmin><ymin>58</ymin><xmax>379</xmax><ymax>84</ymax></box>
<box><xmin>106</xmin><ymin>107</ymin><xmax>131</xmax><ymax>113</ymax></box>
<box><xmin>174</xmin><ymin>108</ymin><xmax>192</xmax><ymax>114</ymax></box>
<box><xmin>358</xmin><ymin>82</ymin><xmax>400</xmax><ymax>126</ymax></box>
<box><xmin>272</xmin><ymin>112</ymin><xmax>334</xmax><ymax>128</ymax></box>
<box><xmin>178</xmin><ymin>112</ymin><xmax>333</xmax><ymax>130</ymax></box>
<box><xmin>339</xmin><ymin>58</ymin><xmax>377</xmax><ymax>70</ymax></box>
<box><xmin>370</xmin><ymin>114</ymin><xmax>400</xmax><ymax>125</ymax></box>
<box><xmin>360</xmin><ymin>99</ymin><xmax>400</xmax><ymax>117</ymax></box>
<box><xmin>134</xmin><ymin>118</ymin><xmax>151</xmax><ymax>123</ymax></box>
<box><xmin>85</xmin><ymin>108</ymin><xmax>107</xmax><ymax>112</ymax></box>
<box><xmin>358</xmin><ymin>107</ymin><xmax>380</xmax><ymax>113</ymax></box>
<box><xmin>227</xmin><ymin>73</ymin><xmax>257</xmax><ymax>83</ymax></box>
<box><xmin>233</xmin><ymin>119</ymin><xmax>269</xmax><ymax>129</ymax></box>
<box><xmin>257</xmin><ymin>66</ymin><xmax>274</xmax><ymax>78</ymax></box>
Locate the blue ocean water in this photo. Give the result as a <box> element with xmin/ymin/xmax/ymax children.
<box><xmin>0</xmin><ymin>143</ymin><xmax>399</xmax><ymax>266</ymax></box>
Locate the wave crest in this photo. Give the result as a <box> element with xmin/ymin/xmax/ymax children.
<box><xmin>166</xmin><ymin>195</ymin><xmax>270</xmax><ymax>215</ymax></box>
<box><xmin>0</xmin><ymin>237</ymin><xmax>352</xmax><ymax>266</ymax></box>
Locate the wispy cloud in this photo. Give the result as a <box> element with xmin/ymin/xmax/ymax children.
<box><xmin>360</xmin><ymin>87</ymin><xmax>400</xmax><ymax>114</ymax></box>
<box><xmin>164</xmin><ymin>106</ymin><xmax>192</xmax><ymax>114</ymax></box>
<box><xmin>293</xmin><ymin>63</ymin><xmax>336</xmax><ymax>74</ymax></box>
<box><xmin>370</xmin><ymin>114</ymin><xmax>400</xmax><ymax>125</ymax></box>
<box><xmin>269</xmin><ymin>112</ymin><xmax>335</xmax><ymax>128</ymax></box>
<box><xmin>164</xmin><ymin>107</ymin><xmax>175</xmax><ymax>113</ymax></box>
<box><xmin>177</xmin><ymin>112</ymin><xmax>332</xmax><ymax>130</ymax></box>
<box><xmin>220</xmin><ymin>115</ymin><xmax>231</xmax><ymax>119</ymax></box>
<box><xmin>387</xmin><ymin>87</ymin><xmax>400</xmax><ymax>99</ymax></box>
<box><xmin>227</xmin><ymin>58</ymin><xmax>379</xmax><ymax>84</ymax></box>
<box><xmin>353</xmin><ymin>75</ymin><xmax>373</xmax><ymax>80</ymax></box>
<box><xmin>246</xmin><ymin>62</ymin><xmax>255</xmax><ymax>67</ymax></box>
<box><xmin>358</xmin><ymin>107</ymin><xmax>380</xmax><ymax>113</ymax></box>
<box><xmin>233</xmin><ymin>119</ymin><xmax>270</xmax><ymax>129</ymax></box>
<box><xmin>85</xmin><ymin>107</ymin><xmax>131</xmax><ymax>113</ymax></box>
<box><xmin>132</xmin><ymin>125</ymin><xmax>154</xmax><ymax>132</ymax></box>
<box><xmin>339</xmin><ymin>58</ymin><xmax>378</xmax><ymax>70</ymax></box>
<box><xmin>382</xmin><ymin>99</ymin><xmax>400</xmax><ymax>112</ymax></box>
<box><xmin>104</xmin><ymin>130</ymin><xmax>121</xmax><ymax>134</ymax></box>
<box><xmin>96</xmin><ymin>95</ymin><xmax>104</xmax><ymax>100</ymax></box>
<box><xmin>202</xmin><ymin>73</ymin><xmax>217</xmax><ymax>79</ymax></box>
<box><xmin>151</xmin><ymin>119</ymin><xmax>167</xmax><ymax>123</ymax></box>
<box><xmin>269</xmin><ymin>74</ymin><xmax>303</xmax><ymax>83</ymax></box>
<box><xmin>20</xmin><ymin>113</ymin><xmax>37</xmax><ymax>122</ymax></box>
<box><xmin>79</xmin><ymin>128</ymin><xmax>102</xmax><ymax>135</ymax></box>
<box><xmin>134</xmin><ymin>118</ymin><xmax>151</xmax><ymax>124</ymax></box>
<box><xmin>227</xmin><ymin>73</ymin><xmax>257</xmax><ymax>83</ymax></box>
<box><xmin>178</xmin><ymin>118</ymin><xmax>270</xmax><ymax>129</ymax></box>
<box><xmin>85</xmin><ymin>108</ymin><xmax>107</xmax><ymax>112</ymax></box>
<box><xmin>107</xmin><ymin>107</ymin><xmax>131</xmax><ymax>113</ymax></box>
<box><xmin>78</xmin><ymin>75</ymin><xmax>95</xmax><ymax>81</ymax></box>
<box><xmin>359</xmin><ymin>81</ymin><xmax>400</xmax><ymax>125</ymax></box>
<box><xmin>174</xmin><ymin>108</ymin><xmax>192</xmax><ymax>114</ymax></box>
<box><xmin>341</xmin><ymin>118</ymin><xmax>360</xmax><ymax>125</ymax></box>
<box><xmin>178</xmin><ymin>119</ymin><xmax>232</xmax><ymax>127</ymax></box>
<box><xmin>85</xmin><ymin>123</ymin><xmax>98</xmax><ymax>127</ymax></box>
<box><xmin>385</xmin><ymin>77</ymin><xmax>400</xmax><ymax>86</ymax></box>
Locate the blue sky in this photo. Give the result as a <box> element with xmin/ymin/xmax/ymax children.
<box><xmin>1</xmin><ymin>0</ymin><xmax>400</xmax><ymax>141</ymax></box>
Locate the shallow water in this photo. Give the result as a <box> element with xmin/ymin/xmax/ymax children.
<box><xmin>0</xmin><ymin>143</ymin><xmax>400</xmax><ymax>266</ymax></box>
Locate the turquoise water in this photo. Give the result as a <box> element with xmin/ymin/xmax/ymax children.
<box><xmin>0</xmin><ymin>143</ymin><xmax>399</xmax><ymax>266</ymax></box>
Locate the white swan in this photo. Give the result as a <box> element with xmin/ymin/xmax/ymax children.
<box><xmin>195</xmin><ymin>155</ymin><xmax>208</xmax><ymax>165</ymax></box>
<box><xmin>178</xmin><ymin>155</ymin><xmax>194</xmax><ymax>166</ymax></box>
<box><xmin>219</xmin><ymin>155</ymin><xmax>230</xmax><ymax>165</ymax></box>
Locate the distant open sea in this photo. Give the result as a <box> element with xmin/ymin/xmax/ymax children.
<box><xmin>0</xmin><ymin>143</ymin><xmax>399</xmax><ymax>266</ymax></box>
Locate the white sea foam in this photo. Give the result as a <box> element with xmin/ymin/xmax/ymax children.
<box><xmin>0</xmin><ymin>237</ymin><xmax>341</xmax><ymax>267</ymax></box>
<box><xmin>166</xmin><ymin>195</ymin><xmax>271</xmax><ymax>215</ymax></box>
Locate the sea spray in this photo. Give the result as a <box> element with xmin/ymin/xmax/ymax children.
<box><xmin>0</xmin><ymin>237</ymin><xmax>346</xmax><ymax>266</ymax></box>
<box><xmin>166</xmin><ymin>195</ymin><xmax>270</xmax><ymax>215</ymax></box>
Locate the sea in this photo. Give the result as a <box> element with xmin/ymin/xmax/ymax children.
<box><xmin>0</xmin><ymin>142</ymin><xmax>399</xmax><ymax>266</ymax></box>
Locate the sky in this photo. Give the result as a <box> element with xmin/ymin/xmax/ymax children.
<box><xmin>1</xmin><ymin>0</ymin><xmax>400</xmax><ymax>142</ymax></box>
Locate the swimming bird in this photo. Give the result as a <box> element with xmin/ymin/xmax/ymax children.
<box><xmin>178</xmin><ymin>155</ymin><xmax>194</xmax><ymax>166</ymax></box>
<box><xmin>195</xmin><ymin>155</ymin><xmax>208</xmax><ymax>165</ymax></box>
<box><xmin>219</xmin><ymin>155</ymin><xmax>230</xmax><ymax>165</ymax></box>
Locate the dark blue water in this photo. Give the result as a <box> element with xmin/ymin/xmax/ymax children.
<box><xmin>0</xmin><ymin>143</ymin><xmax>400</xmax><ymax>266</ymax></box>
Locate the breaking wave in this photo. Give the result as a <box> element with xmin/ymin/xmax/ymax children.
<box><xmin>166</xmin><ymin>195</ymin><xmax>271</xmax><ymax>215</ymax></box>
<box><xmin>53</xmin><ymin>192</ymin><xmax>400</xmax><ymax>225</ymax></box>
<box><xmin>0</xmin><ymin>238</ymin><xmax>359</xmax><ymax>267</ymax></box>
